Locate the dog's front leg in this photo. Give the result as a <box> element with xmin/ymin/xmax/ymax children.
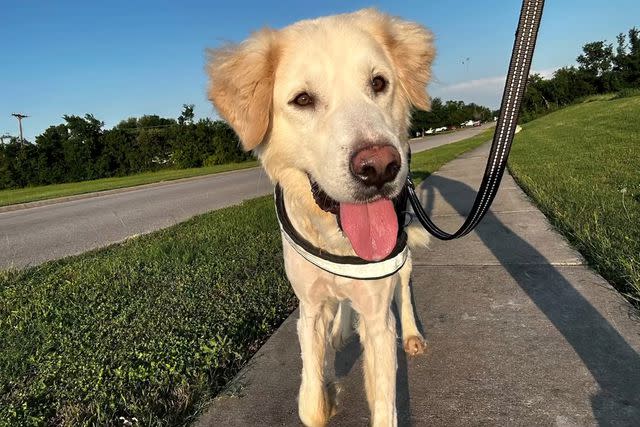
<box><xmin>351</xmin><ymin>279</ymin><xmax>398</xmax><ymax>427</ymax></box>
<box><xmin>297</xmin><ymin>300</ymin><xmax>334</xmax><ymax>427</ymax></box>
<box><xmin>283</xmin><ymin>242</ymin><xmax>336</xmax><ymax>426</ymax></box>
<box><xmin>360</xmin><ymin>307</ymin><xmax>397</xmax><ymax>427</ymax></box>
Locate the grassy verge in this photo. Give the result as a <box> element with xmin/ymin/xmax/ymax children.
<box><xmin>509</xmin><ymin>94</ymin><xmax>640</xmax><ymax>304</ymax></box>
<box><xmin>411</xmin><ymin>127</ymin><xmax>495</xmax><ymax>185</ymax></box>
<box><xmin>0</xmin><ymin>130</ymin><xmax>494</xmax><ymax>426</ymax></box>
<box><xmin>0</xmin><ymin>161</ymin><xmax>258</xmax><ymax>208</ymax></box>
<box><xmin>0</xmin><ymin>196</ymin><xmax>294</xmax><ymax>425</ymax></box>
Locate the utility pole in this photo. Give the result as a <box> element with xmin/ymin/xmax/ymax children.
<box><xmin>11</xmin><ymin>113</ymin><xmax>29</xmax><ymax>144</ymax></box>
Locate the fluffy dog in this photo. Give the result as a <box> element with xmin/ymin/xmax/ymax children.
<box><xmin>207</xmin><ymin>9</ymin><xmax>434</xmax><ymax>426</ymax></box>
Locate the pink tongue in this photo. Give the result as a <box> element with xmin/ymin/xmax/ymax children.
<box><xmin>340</xmin><ymin>199</ymin><xmax>398</xmax><ymax>261</ymax></box>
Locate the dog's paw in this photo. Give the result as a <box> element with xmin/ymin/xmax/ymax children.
<box><xmin>299</xmin><ymin>383</ymin><xmax>340</xmax><ymax>427</ymax></box>
<box><xmin>406</xmin><ymin>222</ymin><xmax>430</xmax><ymax>249</ymax></box>
<box><xmin>403</xmin><ymin>335</ymin><xmax>427</xmax><ymax>356</ymax></box>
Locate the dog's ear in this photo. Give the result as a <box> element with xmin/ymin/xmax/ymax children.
<box><xmin>207</xmin><ymin>29</ymin><xmax>279</xmax><ymax>151</ymax></box>
<box><xmin>357</xmin><ymin>9</ymin><xmax>435</xmax><ymax>111</ymax></box>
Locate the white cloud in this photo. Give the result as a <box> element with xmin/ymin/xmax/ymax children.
<box><xmin>436</xmin><ymin>75</ymin><xmax>506</xmax><ymax>92</ymax></box>
<box><xmin>534</xmin><ymin>67</ymin><xmax>559</xmax><ymax>79</ymax></box>
<box><xmin>429</xmin><ymin>67</ymin><xmax>559</xmax><ymax>108</ymax></box>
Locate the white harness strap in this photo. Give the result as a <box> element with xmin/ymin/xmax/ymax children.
<box><xmin>274</xmin><ymin>186</ymin><xmax>408</xmax><ymax>280</ymax></box>
<box><xmin>278</xmin><ymin>225</ymin><xmax>408</xmax><ymax>280</ymax></box>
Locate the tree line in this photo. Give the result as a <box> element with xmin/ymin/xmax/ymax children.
<box><xmin>0</xmin><ymin>105</ymin><xmax>250</xmax><ymax>190</ymax></box>
<box><xmin>520</xmin><ymin>26</ymin><xmax>640</xmax><ymax>122</ymax></box>
<box><xmin>2</xmin><ymin>97</ymin><xmax>497</xmax><ymax>190</ymax></box>
<box><xmin>410</xmin><ymin>98</ymin><xmax>496</xmax><ymax>136</ymax></box>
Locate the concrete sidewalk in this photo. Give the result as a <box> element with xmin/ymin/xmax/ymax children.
<box><xmin>197</xmin><ymin>143</ymin><xmax>640</xmax><ymax>426</ymax></box>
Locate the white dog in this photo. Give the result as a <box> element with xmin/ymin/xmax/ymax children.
<box><xmin>207</xmin><ymin>9</ymin><xmax>434</xmax><ymax>426</ymax></box>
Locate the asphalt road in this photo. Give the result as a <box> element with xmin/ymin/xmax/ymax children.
<box><xmin>409</xmin><ymin>123</ymin><xmax>491</xmax><ymax>152</ymax></box>
<box><xmin>0</xmin><ymin>124</ymin><xmax>493</xmax><ymax>269</ymax></box>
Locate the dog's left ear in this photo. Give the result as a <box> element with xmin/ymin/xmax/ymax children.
<box><xmin>357</xmin><ymin>9</ymin><xmax>436</xmax><ymax>111</ymax></box>
<box><xmin>206</xmin><ymin>29</ymin><xmax>279</xmax><ymax>151</ymax></box>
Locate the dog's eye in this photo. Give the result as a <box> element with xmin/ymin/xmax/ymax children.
<box><xmin>291</xmin><ymin>92</ymin><xmax>314</xmax><ymax>107</ymax></box>
<box><xmin>371</xmin><ymin>76</ymin><xmax>387</xmax><ymax>93</ymax></box>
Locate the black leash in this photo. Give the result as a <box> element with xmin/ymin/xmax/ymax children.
<box><xmin>407</xmin><ymin>0</ymin><xmax>545</xmax><ymax>240</ymax></box>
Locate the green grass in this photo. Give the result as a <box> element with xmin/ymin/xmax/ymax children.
<box><xmin>613</xmin><ymin>87</ymin><xmax>640</xmax><ymax>99</ymax></box>
<box><xmin>509</xmin><ymin>94</ymin><xmax>640</xmax><ymax>304</ymax></box>
<box><xmin>0</xmin><ymin>161</ymin><xmax>258</xmax><ymax>208</ymax></box>
<box><xmin>0</xmin><ymin>196</ymin><xmax>294</xmax><ymax>425</ymax></box>
<box><xmin>0</xmin><ymin>130</ymin><xmax>495</xmax><ymax>426</ymax></box>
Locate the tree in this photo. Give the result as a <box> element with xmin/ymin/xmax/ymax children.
<box><xmin>178</xmin><ymin>104</ymin><xmax>195</xmax><ymax>126</ymax></box>
<box><xmin>551</xmin><ymin>67</ymin><xmax>594</xmax><ymax>104</ymax></box>
<box><xmin>0</xmin><ymin>138</ymin><xmax>37</xmax><ymax>188</ymax></box>
<box><xmin>97</xmin><ymin>128</ymin><xmax>133</xmax><ymax>177</ymax></box>
<box><xmin>577</xmin><ymin>41</ymin><xmax>614</xmax><ymax>77</ymax></box>
<box><xmin>35</xmin><ymin>124</ymin><xmax>69</xmax><ymax>184</ymax></box>
<box><xmin>614</xmin><ymin>28</ymin><xmax>640</xmax><ymax>87</ymax></box>
<box><xmin>0</xmin><ymin>104</ymin><xmax>255</xmax><ymax>190</ymax></box>
<box><xmin>62</xmin><ymin>114</ymin><xmax>104</xmax><ymax>181</ymax></box>
<box><xmin>207</xmin><ymin>120</ymin><xmax>248</xmax><ymax>165</ymax></box>
<box><xmin>577</xmin><ymin>40</ymin><xmax>620</xmax><ymax>92</ymax></box>
<box><xmin>629</xmin><ymin>27</ymin><xmax>640</xmax><ymax>86</ymax></box>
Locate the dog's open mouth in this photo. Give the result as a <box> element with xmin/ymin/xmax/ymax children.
<box><xmin>309</xmin><ymin>177</ymin><xmax>399</xmax><ymax>262</ymax></box>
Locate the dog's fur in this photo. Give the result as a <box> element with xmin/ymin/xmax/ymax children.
<box><xmin>207</xmin><ymin>9</ymin><xmax>434</xmax><ymax>426</ymax></box>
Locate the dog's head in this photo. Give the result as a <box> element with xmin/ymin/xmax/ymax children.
<box><xmin>207</xmin><ymin>9</ymin><xmax>434</xmax><ymax>260</ymax></box>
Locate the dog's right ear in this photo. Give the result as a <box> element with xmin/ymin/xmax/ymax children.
<box><xmin>207</xmin><ymin>29</ymin><xmax>279</xmax><ymax>151</ymax></box>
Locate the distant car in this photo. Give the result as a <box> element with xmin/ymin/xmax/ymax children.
<box><xmin>425</xmin><ymin>128</ymin><xmax>434</xmax><ymax>134</ymax></box>
<box><xmin>473</xmin><ymin>121</ymin><xmax>481</xmax><ymax>127</ymax></box>
<box><xmin>462</xmin><ymin>119</ymin><xmax>475</xmax><ymax>127</ymax></box>
<box><xmin>435</xmin><ymin>126</ymin><xmax>447</xmax><ymax>133</ymax></box>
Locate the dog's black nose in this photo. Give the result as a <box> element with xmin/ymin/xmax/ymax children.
<box><xmin>350</xmin><ymin>145</ymin><xmax>401</xmax><ymax>189</ymax></box>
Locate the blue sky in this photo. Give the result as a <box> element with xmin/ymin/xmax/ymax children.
<box><xmin>1</xmin><ymin>0</ymin><xmax>638</xmax><ymax>141</ymax></box>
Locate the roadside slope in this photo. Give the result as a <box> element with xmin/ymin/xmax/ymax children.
<box><xmin>509</xmin><ymin>94</ymin><xmax>640</xmax><ymax>303</ymax></box>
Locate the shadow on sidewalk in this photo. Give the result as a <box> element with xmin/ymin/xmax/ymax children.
<box><xmin>417</xmin><ymin>175</ymin><xmax>640</xmax><ymax>424</ymax></box>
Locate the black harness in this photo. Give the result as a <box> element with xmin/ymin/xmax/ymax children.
<box><xmin>275</xmin><ymin>184</ymin><xmax>410</xmax><ymax>279</ymax></box>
